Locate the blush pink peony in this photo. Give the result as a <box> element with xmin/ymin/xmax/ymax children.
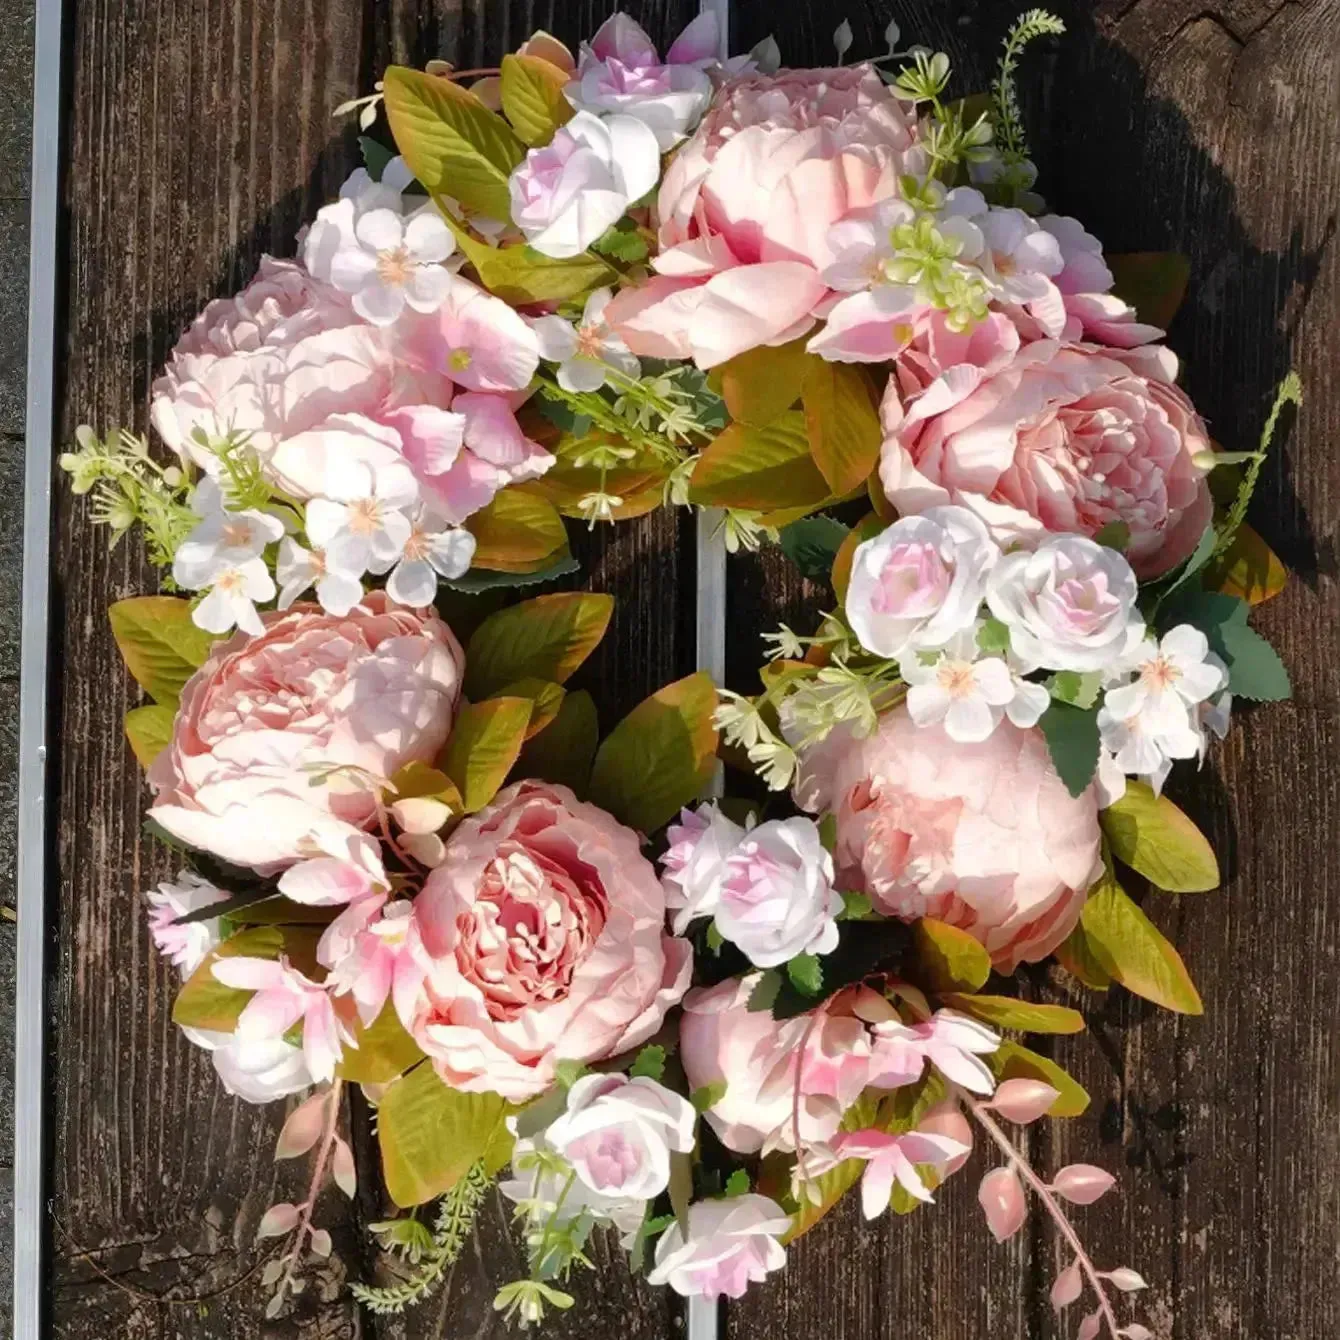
<box><xmin>409</xmin><ymin>781</ymin><xmax>691</xmax><ymax>1101</ymax></box>
<box><xmin>879</xmin><ymin>338</ymin><xmax>1213</xmax><ymax>580</ymax></box>
<box><xmin>148</xmin><ymin>591</ymin><xmax>465</xmax><ymax>869</ymax></box>
<box><xmin>606</xmin><ymin>64</ymin><xmax>924</xmax><ymax>368</ymax></box>
<box><xmin>794</xmin><ymin>707</ymin><xmax>1101</xmax><ymax>972</ymax></box>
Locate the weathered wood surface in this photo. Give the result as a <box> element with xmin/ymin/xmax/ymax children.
<box><xmin>47</xmin><ymin>1</ymin><xmax>1340</xmax><ymax>1338</ymax></box>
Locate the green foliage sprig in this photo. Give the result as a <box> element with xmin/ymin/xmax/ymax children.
<box><xmin>991</xmin><ymin>9</ymin><xmax>1066</xmax><ymax>166</ymax></box>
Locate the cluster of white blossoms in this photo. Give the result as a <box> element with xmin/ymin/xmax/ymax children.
<box><xmin>845</xmin><ymin>505</ymin><xmax>1230</xmax><ymax>796</ymax></box>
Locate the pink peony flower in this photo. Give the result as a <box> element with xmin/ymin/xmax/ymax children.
<box><xmin>409</xmin><ymin>781</ymin><xmax>691</xmax><ymax>1101</ymax></box>
<box><xmin>879</xmin><ymin>338</ymin><xmax>1214</xmax><ymax>579</ymax></box>
<box><xmin>606</xmin><ymin>65</ymin><xmax>924</xmax><ymax>368</ymax></box>
<box><xmin>678</xmin><ymin>976</ymin><xmax>874</xmax><ymax>1155</ymax></box>
<box><xmin>647</xmin><ymin>1194</ymin><xmax>791</xmax><ymax>1300</ymax></box>
<box><xmin>795</xmin><ymin>707</ymin><xmax>1102</xmax><ymax>972</ymax></box>
<box><xmin>148</xmin><ymin>592</ymin><xmax>465</xmax><ymax>870</ymax></box>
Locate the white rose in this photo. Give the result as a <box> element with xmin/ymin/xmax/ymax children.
<box><xmin>508</xmin><ymin>111</ymin><xmax>661</xmax><ymax>259</ymax></box>
<box><xmin>660</xmin><ymin>802</ymin><xmax>748</xmax><ymax>934</ymax></box>
<box><xmin>716</xmin><ymin>817</ymin><xmax>841</xmax><ymax>968</ymax></box>
<box><xmin>648</xmin><ymin>1195</ymin><xmax>791</xmax><ymax>1300</ymax></box>
<box><xmin>986</xmin><ymin>535</ymin><xmax>1144</xmax><ymax>673</ymax></box>
<box><xmin>846</xmin><ymin>506</ymin><xmax>1000</xmax><ymax>659</ymax></box>
<box><xmin>545</xmin><ymin>1073</ymin><xmax>696</xmax><ymax>1202</ymax></box>
<box><xmin>567</xmin><ymin>59</ymin><xmax>714</xmax><ymax>151</ymax></box>
<box><xmin>181</xmin><ymin>1028</ymin><xmax>313</xmax><ymax>1105</ymax></box>
<box><xmin>499</xmin><ymin>1134</ymin><xmax>646</xmax><ymax>1244</ymax></box>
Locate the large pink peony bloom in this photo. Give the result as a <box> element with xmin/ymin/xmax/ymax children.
<box><xmin>410</xmin><ymin>782</ymin><xmax>692</xmax><ymax>1101</ymax></box>
<box><xmin>795</xmin><ymin>708</ymin><xmax>1101</xmax><ymax>972</ymax></box>
<box><xmin>879</xmin><ymin>338</ymin><xmax>1213</xmax><ymax>580</ymax></box>
<box><xmin>606</xmin><ymin>65</ymin><xmax>924</xmax><ymax>368</ymax></box>
<box><xmin>149</xmin><ymin>592</ymin><xmax>465</xmax><ymax>869</ymax></box>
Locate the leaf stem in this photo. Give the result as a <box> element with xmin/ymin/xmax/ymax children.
<box><xmin>964</xmin><ymin>1093</ymin><xmax>1120</xmax><ymax>1338</ymax></box>
<box><xmin>273</xmin><ymin>1081</ymin><xmax>343</xmax><ymax>1311</ymax></box>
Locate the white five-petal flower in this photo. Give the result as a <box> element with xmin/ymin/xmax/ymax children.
<box><xmin>383</xmin><ymin>508</ymin><xmax>477</xmax><ymax>607</ymax></box>
<box><xmin>327</xmin><ymin>206</ymin><xmax>459</xmax><ymax>325</ymax></box>
<box><xmin>900</xmin><ymin>629</ymin><xmax>1026</xmax><ymax>743</ymax></box>
<box><xmin>304</xmin><ymin>457</ymin><xmax>419</xmax><ymax>578</ymax></box>
<box><xmin>532</xmin><ymin>287</ymin><xmax>641</xmax><ymax>392</ymax></box>
<box><xmin>275</xmin><ymin>536</ymin><xmax>365</xmax><ymax>615</ymax></box>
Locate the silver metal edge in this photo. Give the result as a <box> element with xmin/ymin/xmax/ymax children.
<box><xmin>14</xmin><ymin>0</ymin><xmax>64</xmax><ymax>1332</ymax></box>
<box><xmin>688</xmin><ymin>3</ymin><xmax>730</xmax><ymax>1336</ymax></box>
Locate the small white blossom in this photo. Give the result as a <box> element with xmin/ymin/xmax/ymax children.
<box><xmin>275</xmin><ymin>536</ymin><xmax>364</xmax><ymax>615</ymax></box>
<box><xmin>145</xmin><ymin>871</ymin><xmax>228</xmax><ymax>976</ymax></box>
<box><xmin>172</xmin><ymin>477</ymin><xmax>285</xmax><ymax>591</ymax></box>
<box><xmin>1104</xmin><ymin>626</ymin><xmax>1226</xmax><ymax>734</ymax></box>
<box><xmin>304</xmin><ymin>457</ymin><xmax>419</xmax><ymax>579</ymax></box>
<box><xmin>384</xmin><ymin>510</ymin><xmax>477</xmax><ymax>607</ymax></box>
<box><xmin>900</xmin><ymin>630</ymin><xmax>1018</xmax><ymax>743</ymax></box>
<box><xmin>531</xmin><ymin>288</ymin><xmax>640</xmax><ymax>393</ymax></box>
<box><xmin>325</xmin><ymin>206</ymin><xmax>460</xmax><ymax>325</ymax></box>
<box><xmin>193</xmin><ymin>559</ymin><xmax>276</xmax><ymax>636</ymax></box>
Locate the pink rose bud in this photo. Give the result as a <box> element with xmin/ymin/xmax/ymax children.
<box><xmin>978</xmin><ymin>1165</ymin><xmax>1028</xmax><ymax>1242</ymax></box>
<box><xmin>1050</xmin><ymin>1163</ymin><xmax>1117</xmax><ymax>1205</ymax></box>
<box><xmin>1050</xmin><ymin>1259</ymin><xmax>1083</xmax><ymax>1311</ymax></box>
<box><xmin>1078</xmin><ymin>1312</ymin><xmax>1103</xmax><ymax>1340</ymax></box>
<box><xmin>988</xmin><ymin>1078</ymin><xmax>1061</xmax><ymax>1125</ymax></box>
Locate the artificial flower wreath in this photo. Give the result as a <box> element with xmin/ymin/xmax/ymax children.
<box><xmin>64</xmin><ymin>10</ymin><xmax>1296</xmax><ymax>1336</ymax></box>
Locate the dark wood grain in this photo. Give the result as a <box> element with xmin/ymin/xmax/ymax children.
<box><xmin>48</xmin><ymin>2</ymin><xmax>696</xmax><ymax>1338</ymax></box>
<box><xmin>724</xmin><ymin>2</ymin><xmax>1340</xmax><ymax>1339</ymax></box>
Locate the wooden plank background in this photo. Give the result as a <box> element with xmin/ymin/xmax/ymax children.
<box><xmin>46</xmin><ymin>1</ymin><xmax>1340</xmax><ymax>1338</ymax></box>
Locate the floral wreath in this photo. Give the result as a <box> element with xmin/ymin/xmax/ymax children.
<box><xmin>63</xmin><ymin>9</ymin><xmax>1297</xmax><ymax>1336</ymax></box>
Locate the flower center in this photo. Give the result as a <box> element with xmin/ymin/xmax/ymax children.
<box><xmin>575</xmin><ymin>323</ymin><xmax>604</xmax><ymax>359</ymax></box>
<box><xmin>448</xmin><ymin>348</ymin><xmax>473</xmax><ymax>372</ymax></box>
<box><xmin>376</xmin><ymin>245</ymin><xmax>414</xmax><ymax>285</ymax></box>
<box><xmin>936</xmin><ymin>659</ymin><xmax>977</xmax><ymax>698</ymax></box>
<box><xmin>220</xmin><ymin>519</ymin><xmax>253</xmax><ymax>547</ymax></box>
<box><xmin>402</xmin><ymin>527</ymin><xmax>432</xmax><ymax>561</ymax></box>
<box><xmin>212</xmin><ymin>567</ymin><xmax>247</xmax><ymax>595</ymax></box>
<box><xmin>1140</xmin><ymin>655</ymin><xmax>1181</xmax><ymax>693</ymax></box>
<box><xmin>345</xmin><ymin>498</ymin><xmax>384</xmax><ymax>536</ymax></box>
<box><xmin>992</xmin><ymin>250</ymin><xmax>1016</xmax><ymax>277</ymax></box>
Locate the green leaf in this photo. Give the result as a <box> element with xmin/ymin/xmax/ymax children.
<box><xmin>786</xmin><ymin>953</ymin><xmax>824</xmax><ymax>997</ymax></box>
<box><xmin>987</xmin><ymin>1042</ymin><xmax>1090</xmax><ymax>1117</ymax></box>
<box><xmin>515</xmin><ymin>688</ymin><xmax>599</xmax><ymax>794</ymax></box>
<box><xmin>441</xmin><ymin>697</ymin><xmax>533</xmax><ymax>812</ymax></box>
<box><xmin>831</xmin><ymin>512</ymin><xmax>885</xmax><ymax>604</ymax></box>
<box><xmin>109</xmin><ymin>596</ymin><xmax>219</xmax><ymax>706</ymax></box>
<box><xmin>688</xmin><ymin>413</ymin><xmax>832</xmax><ymax>512</ymax></box>
<box><xmin>378</xmin><ymin>1064</ymin><xmax>513</xmax><ymax>1207</ymax></box>
<box><xmin>172</xmin><ymin>926</ymin><xmax>319</xmax><ymax>1031</ymax></box>
<box><xmin>499</xmin><ymin>52</ymin><xmax>573</xmax><ymax>147</ymax></box>
<box><xmin>465</xmin><ymin>592</ymin><xmax>613</xmax><ymax>699</ymax></box>
<box><xmin>466</xmin><ymin>488</ymin><xmax>570</xmax><ymax>574</ymax></box>
<box><xmin>713</xmin><ymin>339</ymin><xmax>811</xmax><ymax>426</ymax></box>
<box><xmin>1047</xmin><ymin>671</ymin><xmax>1102</xmax><ymax>710</ymax></box>
<box><xmin>911</xmin><ymin>918</ymin><xmax>991</xmax><ymax>993</ymax></box>
<box><xmin>499</xmin><ymin>677</ymin><xmax>566</xmax><ymax>739</ymax></box>
<box><xmin>444</xmin><ymin>553</ymin><xmax>581</xmax><ymax>594</ymax></box>
<box><xmin>1106</xmin><ymin>251</ymin><xmax>1191</xmax><ymax>329</ymax></box>
<box><xmin>1216</xmin><ymin>621</ymin><xmax>1291</xmax><ymax>701</ymax></box>
<box><xmin>587</xmin><ymin>672</ymin><xmax>719</xmax><ymax>835</ymax></box>
<box><xmin>690</xmin><ymin>1080</ymin><xmax>728</xmax><ymax>1113</ymax></box>
<box><xmin>746</xmin><ymin>971</ymin><xmax>782</xmax><ymax>1013</ymax></box>
<box><xmin>802</xmin><ymin>360</ymin><xmax>882</xmax><ymax>495</ymax></box>
<box><xmin>778</xmin><ymin>516</ymin><xmax>850</xmax><ymax>583</ymax></box>
<box><xmin>669</xmin><ymin>1150</ymin><xmax>694</xmax><ymax>1234</ymax></box>
<box><xmin>553</xmin><ymin>1059</ymin><xmax>589</xmax><ymax>1089</ymax></box>
<box><xmin>124</xmin><ymin>703</ymin><xmax>175</xmax><ymax>769</ymax></box>
<box><xmin>1038</xmin><ymin>701</ymin><xmax>1100</xmax><ymax>799</ymax></box>
<box><xmin>977</xmin><ymin>617</ymin><xmax>1011</xmax><ymax>655</ymax></box>
<box><xmin>1101</xmin><ymin>781</ymin><xmax>1219</xmax><ymax>892</ymax></box>
<box><xmin>443</xmin><ymin>213</ymin><xmax>617</xmax><ymax>305</ymax></box>
<box><xmin>1204</xmin><ymin>523</ymin><xmax>1288</xmax><ymax>606</ymax></box>
<box><xmin>337</xmin><ymin>1004</ymin><xmax>426</xmax><ymax>1084</ymax></box>
<box><xmin>1080</xmin><ymin>866</ymin><xmax>1203</xmax><ymax>1014</ymax></box>
<box><xmin>724</xmin><ymin>1168</ymin><xmax>752</xmax><ymax>1198</ymax></box>
<box><xmin>941</xmin><ymin>993</ymin><xmax>1085</xmax><ymax>1034</ymax></box>
<box><xmin>590</xmin><ymin>220</ymin><xmax>649</xmax><ymax>264</ymax></box>
<box><xmin>1054</xmin><ymin>924</ymin><xmax>1113</xmax><ymax>989</ymax></box>
<box><xmin>839</xmin><ymin>890</ymin><xmax>873</xmax><ymax>920</ymax></box>
<box><xmin>382</xmin><ymin>65</ymin><xmax>524</xmax><ymax>220</ymax></box>
<box><xmin>629</xmin><ymin>1045</ymin><xmax>666</xmax><ymax>1081</ymax></box>
<box><xmin>1153</xmin><ymin>524</ymin><xmax>1217</xmax><ymax>610</ymax></box>
<box><xmin>1093</xmin><ymin>520</ymin><xmax>1131</xmax><ymax>551</ymax></box>
<box><xmin>359</xmin><ymin>134</ymin><xmax>396</xmax><ymax>181</ymax></box>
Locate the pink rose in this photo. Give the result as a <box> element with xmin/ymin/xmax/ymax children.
<box><xmin>796</xmin><ymin>707</ymin><xmax>1101</xmax><ymax>972</ymax></box>
<box><xmin>410</xmin><ymin>782</ymin><xmax>692</xmax><ymax>1101</ymax></box>
<box><xmin>149</xmin><ymin>591</ymin><xmax>465</xmax><ymax>869</ymax></box>
<box><xmin>880</xmin><ymin>338</ymin><xmax>1213</xmax><ymax>579</ymax></box>
<box><xmin>679</xmin><ymin>976</ymin><xmax>874</xmax><ymax>1154</ymax></box>
<box><xmin>647</xmin><ymin>1194</ymin><xmax>790</xmax><ymax>1301</ymax></box>
<box><xmin>606</xmin><ymin>65</ymin><xmax>924</xmax><ymax>368</ymax></box>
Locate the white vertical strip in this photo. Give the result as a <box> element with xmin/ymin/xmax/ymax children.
<box><xmin>689</xmin><ymin>4</ymin><xmax>730</xmax><ymax>1337</ymax></box>
<box><xmin>14</xmin><ymin>0</ymin><xmax>63</xmax><ymax>1333</ymax></box>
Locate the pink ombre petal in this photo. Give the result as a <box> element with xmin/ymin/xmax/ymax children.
<box><xmin>212</xmin><ymin>957</ymin><xmax>287</xmax><ymax>992</ymax></box>
<box><xmin>859</xmin><ymin>1156</ymin><xmax>897</xmax><ymax>1219</ymax></box>
<box><xmin>978</xmin><ymin>1165</ymin><xmax>1028</xmax><ymax>1242</ymax></box>
<box><xmin>1050</xmin><ymin>1259</ymin><xmax>1083</xmax><ymax>1311</ymax></box>
<box><xmin>236</xmin><ymin>987</ymin><xmax>307</xmax><ymax>1042</ymax></box>
<box><xmin>1050</xmin><ymin>1163</ymin><xmax>1117</xmax><ymax>1205</ymax></box>
<box><xmin>278</xmin><ymin>856</ymin><xmax>374</xmax><ymax>906</ymax></box>
<box><xmin>605</xmin><ymin>275</ymin><xmax>706</xmax><ymax>359</ymax></box>
<box><xmin>666</xmin><ymin>11</ymin><xmax>719</xmax><ymax>63</ymax></box>
<box><xmin>688</xmin><ymin>263</ymin><xmax>827</xmax><ymax>368</ymax></box>
<box><xmin>989</xmin><ymin>1078</ymin><xmax>1060</xmax><ymax>1125</ymax></box>
<box><xmin>274</xmin><ymin>1091</ymin><xmax>329</xmax><ymax>1159</ymax></box>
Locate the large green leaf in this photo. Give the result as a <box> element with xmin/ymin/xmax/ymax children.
<box><xmin>588</xmin><ymin>672</ymin><xmax>719</xmax><ymax>836</ymax></box>
<box><xmin>499</xmin><ymin>677</ymin><xmax>566</xmax><ymax>739</ymax></box>
<box><xmin>911</xmin><ymin>918</ymin><xmax>991</xmax><ymax>993</ymax></box>
<box><xmin>1080</xmin><ymin>865</ymin><xmax>1203</xmax><ymax>1014</ymax></box>
<box><xmin>713</xmin><ymin>340</ymin><xmax>810</xmax><ymax>427</ymax></box>
<box><xmin>465</xmin><ymin>592</ymin><xmax>613</xmax><ymax>699</ymax></box>
<box><xmin>109</xmin><ymin>596</ymin><xmax>219</xmax><ymax>705</ymax></box>
<box><xmin>516</xmin><ymin>688</ymin><xmax>600</xmax><ymax>794</ymax></box>
<box><xmin>499</xmin><ymin>53</ymin><xmax>574</xmax><ymax>147</ymax></box>
<box><xmin>378</xmin><ymin>1063</ymin><xmax>514</xmax><ymax>1207</ymax></box>
<box><xmin>124</xmin><ymin>703</ymin><xmax>176</xmax><ymax>769</ymax></box>
<box><xmin>337</xmin><ymin>1005</ymin><xmax>426</xmax><ymax>1085</ymax></box>
<box><xmin>802</xmin><ymin>360</ymin><xmax>882</xmax><ymax>496</ymax></box>
<box><xmin>382</xmin><ymin>66</ymin><xmax>524</xmax><ymax>220</ymax></box>
<box><xmin>1101</xmin><ymin>781</ymin><xmax>1219</xmax><ymax>892</ymax></box>
<box><xmin>1038</xmin><ymin>701</ymin><xmax>1100</xmax><ymax>799</ymax></box>
<box><xmin>466</xmin><ymin>488</ymin><xmax>570</xmax><ymax>574</ymax></box>
<box><xmin>941</xmin><ymin>993</ymin><xmax>1086</xmax><ymax>1034</ymax></box>
<box><xmin>1216</xmin><ymin>621</ymin><xmax>1291</xmax><ymax>702</ymax></box>
<box><xmin>444</xmin><ymin>214</ymin><xmax>616</xmax><ymax>305</ymax></box>
<box><xmin>689</xmin><ymin>413</ymin><xmax>831</xmax><ymax>512</ymax></box>
<box><xmin>778</xmin><ymin>516</ymin><xmax>849</xmax><ymax>584</ymax></box>
<box><xmin>442</xmin><ymin>697</ymin><xmax>534</xmax><ymax>812</ymax></box>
